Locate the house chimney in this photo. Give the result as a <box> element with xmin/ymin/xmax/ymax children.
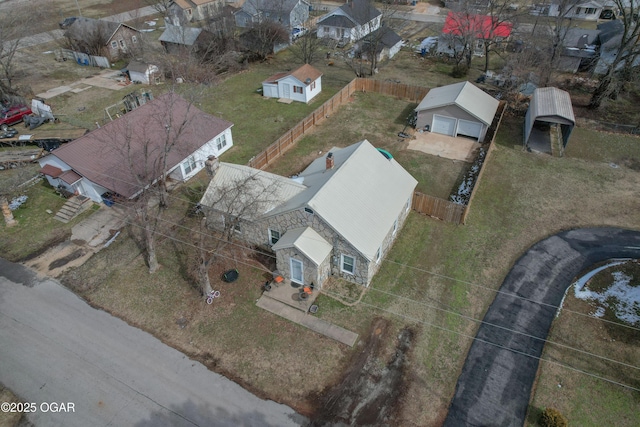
<box><xmin>326</xmin><ymin>152</ymin><xmax>334</xmax><ymax>170</ymax></box>
<box><xmin>205</xmin><ymin>155</ymin><xmax>219</xmax><ymax>177</ymax></box>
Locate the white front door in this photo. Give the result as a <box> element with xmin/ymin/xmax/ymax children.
<box><xmin>290</xmin><ymin>258</ymin><xmax>303</xmax><ymax>285</ymax></box>
<box><xmin>282</xmin><ymin>83</ymin><xmax>291</xmax><ymax>98</ymax></box>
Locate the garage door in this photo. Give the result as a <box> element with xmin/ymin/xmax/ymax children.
<box><xmin>456</xmin><ymin>119</ymin><xmax>483</xmax><ymax>139</ymax></box>
<box><xmin>432</xmin><ymin>115</ymin><xmax>456</xmax><ymax>136</ymax></box>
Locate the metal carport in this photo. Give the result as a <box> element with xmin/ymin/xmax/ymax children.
<box><xmin>524</xmin><ymin>87</ymin><xmax>575</xmax><ymax>154</ymax></box>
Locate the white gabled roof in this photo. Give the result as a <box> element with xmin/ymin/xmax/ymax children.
<box><xmin>416</xmin><ymin>81</ymin><xmax>499</xmax><ymax>126</ymax></box>
<box><xmin>272</xmin><ymin>227</ymin><xmax>332</xmax><ymax>266</ymax></box>
<box><xmin>274</xmin><ymin>140</ymin><xmax>417</xmax><ymax>261</ymax></box>
<box><xmin>199</xmin><ymin>163</ymin><xmax>306</xmax><ymax>217</ymax></box>
<box><xmin>202</xmin><ymin>141</ymin><xmax>417</xmax><ymax>261</ymax></box>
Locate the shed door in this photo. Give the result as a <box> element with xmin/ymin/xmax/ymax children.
<box><xmin>282</xmin><ymin>83</ymin><xmax>291</xmax><ymax>98</ymax></box>
<box><xmin>456</xmin><ymin>119</ymin><xmax>482</xmax><ymax>139</ymax></box>
<box><xmin>432</xmin><ymin>115</ymin><xmax>456</xmax><ymax>136</ymax></box>
<box><xmin>290</xmin><ymin>258</ymin><xmax>303</xmax><ymax>285</ymax></box>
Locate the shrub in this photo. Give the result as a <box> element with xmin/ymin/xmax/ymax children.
<box><xmin>540</xmin><ymin>407</ymin><xmax>568</xmax><ymax>427</ymax></box>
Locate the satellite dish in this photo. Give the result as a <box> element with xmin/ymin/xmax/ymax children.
<box><xmin>305</xmin><ymin>78</ymin><xmax>311</xmax><ymax>84</ymax></box>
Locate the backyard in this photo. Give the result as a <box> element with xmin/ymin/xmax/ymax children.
<box><xmin>1</xmin><ymin>3</ymin><xmax>640</xmax><ymax>425</ymax></box>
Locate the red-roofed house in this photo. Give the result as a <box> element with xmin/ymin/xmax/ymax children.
<box><xmin>38</xmin><ymin>92</ymin><xmax>234</xmax><ymax>204</ymax></box>
<box><xmin>437</xmin><ymin>11</ymin><xmax>512</xmax><ymax>57</ymax></box>
<box><xmin>262</xmin><ymin>64</ymin><xmax>323</xmax><ymax>103</ymax></box>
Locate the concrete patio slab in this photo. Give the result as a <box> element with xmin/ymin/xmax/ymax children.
<box><xmin>407</xmin><ymin>131</ymin><xmax>481</xmax><ymax>162</ymax></box>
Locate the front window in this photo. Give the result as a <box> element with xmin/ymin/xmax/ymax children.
<box><xmin>293</xmin><ymin>86</ymin><xmax>303</xmax><ymax>94</ymax></box>
<box><xmin>341</xmin><ymin>254</ymin><xmax>355</xmax><ymax>274</ymax></box>
<box><xmin>393</xmin><ymin>218</ymin><xmax>398</xmax><ymax>235</ymax></box>
<box><xmin>584</xmin><ymin>7</ymin><xmax>596</xmax><ymax>14</ymax></box>
<box><xmin>269</xmin><ymin>229</ymin><xmax>280</xmax><ymax>245</ymax></box>
<box><xmin>375</xmin><ymin>247</ymin><xmax>381</xmax><ymax>263</ymax></box>
<box><xmin>183</xmin><ymin>156</ymin><xmax>197</xmax><ymax>175</ymax></box>
<box><xmin>119</xmin><ymin>39</ymin><xmax>126</xmax><ymax>48</ymax></box>
<box><xmin>111</xmin><ymin>41</ymin><xmax>118</xmax><ymax>49</ymax></box>
<box><xmin>216</xmin><ymin>134</ymin><xmax>227</xmax><ymax>150</ymax></box>
<box><xmin>310</xmin><ymin>81</ymin><xmax>316</xmax><ymax>90</ymax></box>
<box><xmin>132</xmin><ymin>35</ymin><xmax>138</xmax><ymax>44</ymax></box>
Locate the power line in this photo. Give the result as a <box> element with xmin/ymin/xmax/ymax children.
<box><xmin>366</xmin><ymin>286</ymin><xmax>640</xmax><ymax>371</ymax></box>
<box><xmin>17</xmin><ymin>177</ymin><xmax>640</xmax><ymax>388</ymax></box>
<box><xmin>319</xmin><ymin>288</ymin><xmax>640</xmax><ymax>393</ymax></box>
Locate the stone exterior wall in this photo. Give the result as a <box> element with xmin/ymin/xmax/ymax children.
<box><xmin>275</xmin><ymin>247</ymin><xmax>331</xmax><ymax>287</ymax></box>
<box><xmin>205</xmin><ymin>198</ymin><xmax>413</xmax><ymax>287</ymax></box>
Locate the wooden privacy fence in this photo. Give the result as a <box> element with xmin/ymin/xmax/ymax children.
<box><xmin>247</xmin><ymin>78</ymin><xmax>431</xmax><ymax>170</ymax></box>
<box><xmin>412</xmin><ymin>192</ymin><xmax>466</xmax><ymax>224</ymax></box>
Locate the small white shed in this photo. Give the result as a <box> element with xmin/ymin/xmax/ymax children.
<box><xmin>262</xmin><ymin>64</ymin><xmax>323</xmax><ymax>104</ymax></box>
<box><xmin>125</xmin><ymin>60</ymin><xmax>160</xmax><ymax>85</ymax></box>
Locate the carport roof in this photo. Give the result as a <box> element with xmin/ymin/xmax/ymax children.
<box><xmin>527</xmin><ymin>87</ymin><xmax>575</xmax><ymax>125</ymax></box>
<box><xmin>415</xmin><ymin>81</ymin><xmax>499</xmax><ymax>126</ymax></box>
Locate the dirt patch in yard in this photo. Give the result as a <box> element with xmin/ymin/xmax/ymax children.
<box><xmin>309</xmin><ymin>318</ymin><xmax>415</xmax><ymax>425</ymax></box>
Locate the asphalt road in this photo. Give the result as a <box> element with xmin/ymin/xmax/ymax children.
<box><xmin>444</xmin><ymin>227</ymin><xmax>640</xmax><ymax>427</ymax></box>
<box><xmin>0</xmin><ymin>258</ymin><xmax>305</xmax><ymax>427</ymax></box>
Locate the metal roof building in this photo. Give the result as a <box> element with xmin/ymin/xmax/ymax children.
<box><xmin>524</xmin><ymin>87</ymin><xmax>575</xmax><ymax>154</ymax></box>
<box><xmin>415</xmin><ymin>81</ymin><xmax>499</xmax><ymax>142</ymax></box>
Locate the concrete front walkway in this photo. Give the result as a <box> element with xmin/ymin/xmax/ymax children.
<box><xmin>257</xmin><ymin>296</ymin><xmax>359</xmax><ymax>347</ymax></box>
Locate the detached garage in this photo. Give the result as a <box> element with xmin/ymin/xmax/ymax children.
<box><xmin>415</xmin><ymin>81</ymin><xmax>499</xmax><ymax>142</ymax></box>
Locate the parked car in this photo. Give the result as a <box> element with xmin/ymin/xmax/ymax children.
<box><xmin>0</xmin><ymin>105</ymin><xmax>32</xmax><ymax>130</ymax></box>
<box><xmin>291</xmin><ymin>26</ymin><xmax>308</xmax><ymax>40</ymax></box>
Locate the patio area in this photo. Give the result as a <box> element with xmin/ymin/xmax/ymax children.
<box><xmin>406</xmin><ymin>130</ymin><xmax>481</xmax><ymax>163</ymax></box>
<box><xmin>261</xmin><ymin>277</ymin><xmax>320</xmax><ymax>313</ymax></box>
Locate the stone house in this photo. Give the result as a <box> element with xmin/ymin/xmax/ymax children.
<box><xmin>199</xmin><ymin>140</ymin><xmax>417</xmax><ymax>287</ymax></box>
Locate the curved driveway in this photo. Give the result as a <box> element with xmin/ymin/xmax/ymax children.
<box><xmin>444</xmin><ymin>227</ymin><xmax>640</xmax><ymax>427</ymax></box>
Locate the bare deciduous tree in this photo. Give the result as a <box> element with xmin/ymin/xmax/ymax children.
<box><xmin>197</xmin><ymin>168</ymin><xmax>283</xmax><ymax>295</ymax></box>
<box><xmin>589</xmin><ymin>0</ymin><xmax>640</xmax><ymax>109</ymax></box>
<box><xmin>0</xmin><ymin>3</ymin><xmax>48</xmax><ymax>97</ymax></box>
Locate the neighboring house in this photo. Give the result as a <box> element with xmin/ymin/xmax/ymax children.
<box><xmin>316</xmin><ymin>0</ymin><xmax>382</xmax><ymax>43</ymax></box>
<box><xmin>158</xmin><ymin>24</ymin><xmax>213</xmax><ymax>54</ymax></box>
<box><xmin>199</xmin><ymin>140</ymin><xmax>417</xmax><ymax>287</ymax></box>
<box><xmin>593</xmin><ymin>19</ymin><xmax>640</xmax><ymax>75</ymax></box>
<box><xmin>63</xmin><ymin>17</ymin><xmax>141</xmax><ymax>61</ymax></box>
<box><xmin>235</xmin><ymin>0</ymin><xmax>310</xmax><ymax>28</ymax></box>
<box><xmin>262</xmin><ymin>64</ymin><xmax>323</xmax><ymax>103</ymax></box>
<box><xmin>557</xmin><ymin>28</ymin><xmax>599</xmax><ymax>73</ymax></box>
<box><xmin>359</xmin><ymin>27</ymin><xmax>403</xmax><ymax>62</ymax></box>
<box><xmin>444</xmin><ymin>0</ymin><xmax>491</xmax><ymax>13</ymax></box>
<box><xmin>437</xmin><ymin>11</ymin><xmax>512</xmax><ymax>57</ymax></box>
<box><xmin>524</xmin><ymin>87</ymin><xmax>575</xmax><ymax>155</ymax></box>
<box><xmin>38</xmin><ymin>93</ymin><xmax>234</xmax><ymax>204</ymax></box>
<box><xmin>167</xmin><ymin>0</ymin><xmax>225</xmax><ymax>25</ymax></box>
<box><xmin>415</xmin><ymin>81</ymin><xmax>499</xmax><ymax>142</ymax></box>
<box><xmin>124</xmin><ymin>60</ymin><xmax>160</xmax><ymax>84</ymax></box>
<box><xmin>548</xmin><ymin>0</ymin><xmax>617</xmax><ymax>21</ymax></box>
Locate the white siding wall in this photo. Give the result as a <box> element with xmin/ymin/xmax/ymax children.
<box><xmin>304</xmin><ymin>78</ymin><xmax>322</xmax><ymax>103</ymax></box>
<box><xmin>262</xmin><ymin>83</ymin><xmax>279</xmax><ymax>98</ymax></box>
<box><xmin>169</xmin><ymin>127</ymin><xmax>234</xmax><ymax>181</ymax></box>
<box><xmin>278</xmin><ymin>76</ymin><xmax>307</xmax><ymax>103</ymax></box>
